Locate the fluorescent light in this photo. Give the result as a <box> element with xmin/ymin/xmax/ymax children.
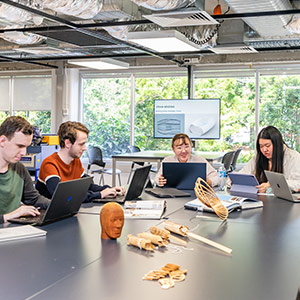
<box><xmin>127</xmin><ymin>30</ymin><xmax>201</xmax><ymax>53</ymax></box>
<box><xmin>68</xmin><ymin>58</ymin><xmax>129</xmax><ymax>70</ymax></box>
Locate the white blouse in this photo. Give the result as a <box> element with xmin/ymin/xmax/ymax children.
<box><xmin>239</xmin><ymin>146</ymin><xmax>300</xmax><ymax>192</ymax></box>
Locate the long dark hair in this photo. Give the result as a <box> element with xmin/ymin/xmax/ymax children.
<box><xmin>255</xmin><ymin>126</ymin><xmax>284</xmax><ymax>183</ymax></box>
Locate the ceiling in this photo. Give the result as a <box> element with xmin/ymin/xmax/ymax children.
<box><xmin>1</xmin><ymin>0</ymin><xmax>300</xmax><ymax>71</ymax></box>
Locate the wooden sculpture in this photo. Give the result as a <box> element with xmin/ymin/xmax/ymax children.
<box><xmin>194</xmin><ymin>177</ymin><xmax>229</xmax><ymax>220</ymax></box>
<box><xmin>100</xmin><ymin>202</ymin><xmax>124</xmax><ymax>239</ymax></box>
<box><xmin>127</xmin><ymin>234</ymin><xmax>155</xmax><ymax>251</ymax></box>
<box><xmin>163</xmin><ymin>220</ymin><xmax>232</xmax><ymax>254</ymax></box>
<box><xmin>137</xmin><ymin>232</ymin><xmax>166</xmax><ymax>247</ymax></box>
<box><xmin>150</xmin><ymin>226</ymin><xmax>187</xmax><ymax>246</ymax></box>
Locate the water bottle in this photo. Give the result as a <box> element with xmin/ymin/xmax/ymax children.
<box><xmin>218</xmin><ymin>166</ymin><xmax>226</xmax><ymax>191</ymax></box>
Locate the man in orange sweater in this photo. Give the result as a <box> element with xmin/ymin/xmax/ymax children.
<box><xmin>36</xmin><ymin>121</ymin><xmax>124</xmax><ymax>202</ymax></box>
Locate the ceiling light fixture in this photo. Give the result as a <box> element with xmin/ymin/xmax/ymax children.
<box><xmin>68</xmin><ymin>58</ymin><xmax>129</xmax><ymax>70</ymax></box>
<box><xmin>127</xmin><ymin>30</ymin><xmax>201</xmax><ymax>53</ymax></box>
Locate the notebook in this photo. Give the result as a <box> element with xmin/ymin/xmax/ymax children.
<box><xmin>145</xmin><ymin>187</ymin><xmax>191</xmax><ymax>198</ymax></box>
<box><xmin>228</xmin><ymin>173</ymin><xmax>259</xmax><ymax>195</ymax></box>
<box><xmin>93</xmin><ymin>165</ymin><xmax>151</xmax><ymax>203</ymax></box>
<box><xmin>265</xmin><ymin>171</ymin><xmax>300</xmax><ymax>203</ymax></box>
<box><xmin>9</xmin><ymin>177</ymin><xmax>93</xmax><ymax>226</ymax></box>
<box><xmin>163</xmin><ymin>162</ymin><xmax>206</xmax><ymax>190</ymax></box>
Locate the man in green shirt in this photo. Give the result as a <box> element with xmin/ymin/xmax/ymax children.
<box><xmin>0</xmin><ymin>116</ymin><xmax>50</xmax><ymax>224</ymax></box>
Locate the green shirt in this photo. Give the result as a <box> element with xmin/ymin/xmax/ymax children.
<box><xmin>0</xmin><ymin>163</ymin><xmax>50</xmax><ymax>223</ymax></box>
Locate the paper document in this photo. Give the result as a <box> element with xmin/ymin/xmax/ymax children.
<box><xmin>0</xmin><ymin>225</ymin><xmax>47</xmax><ymax>243</ymax></box>
<box><xmin>124</xmin><ymin>200</ymin><xmax>166</xmax><ymax>219</ymax></box>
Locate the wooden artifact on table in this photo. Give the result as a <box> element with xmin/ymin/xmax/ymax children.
<box><xmin>194</xmin><ymin>177</ymin><xmax>229</xmax><ymax>220</ymax></box>
<box><xmin>137</xmin><ymin>232</ymin><xmax>166</xmax><ymax>247</ymax></box>
<box><xmin>163</xmin><ymin>220</ymin><xmax>232</xmax><ymax>254</ymax></box>
<box><xmin>127</xmin><ymin>234</ymin><xmax>155</xmax><ymax>251</ymax></box>
<box><xmin>143</xmin><ymin>263</ymin><xmax>187</xmax><ymax>289</ymax></box>
<box><xmin>100</xmin><ymin>202</ymin><xmax>124</xmax><ymax>239</ymax></box>
<box><xmin>150</xmin><ymin>225</ymin><xmax>187</xmax><ymax>246</ymax></box>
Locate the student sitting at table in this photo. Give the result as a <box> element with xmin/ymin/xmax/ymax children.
<box><xmin>36</xmin><ymin>121</ymin><xmax>125</xmax><ymax>202</ymax></box>
<box><xmin>0</xmin><ymin>116</ymin><xmax>50</xmax><ymax>224</ymax></box>
<box><xmin>154</xmin><ymin>133</ymin><xmax>219</xmax><ymax>187</ymax></box>
<box><xmin>239</xmin><ymin>125</ymin><xmax>300</xmax><ymax>193</ymax></box>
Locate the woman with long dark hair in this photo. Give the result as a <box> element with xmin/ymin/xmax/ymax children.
<box><xmin>240</xmin><ymin>126</ymin><xmax>300</xmax><ymax>193</ymax></box>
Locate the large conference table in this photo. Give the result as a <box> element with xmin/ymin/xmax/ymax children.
<box><xmin>1</xmin><ymin>192</ymin><xmax>300</xmax><ymax>300</ymax></box>
<box><xmin>111</xmin><ymin>150</ymin><xmax>224</xmax><ymax>186</ymax></box>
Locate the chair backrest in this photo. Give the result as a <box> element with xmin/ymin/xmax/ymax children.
<box><xmin>128</xmin><ymin>145</ymin><xmax>141</xmax><ymax>153</ymax></box>
<box><xmin>221</xmin><ymin>151</ymin><xmax>235</xmax><ymax>172</ymax></box>
<box><xmin>87</xmin><ymin>146</ymin><xmax>106</xmax><ymax>168</ymax></box>
<box><xmin>231</xmin><ymin>148</ymin><xmax>242</xmax><ymax>171</ymax></box>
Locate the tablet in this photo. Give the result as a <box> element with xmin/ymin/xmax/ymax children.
<box><xmin>228</xmin><ymin>173</ymin><xmax>259</xmax><ymax>195</ymax></box>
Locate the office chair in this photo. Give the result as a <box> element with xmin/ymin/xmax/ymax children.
<box><xmin>221</xmin><ymin>150</ymin><xmax>236</xmax><ymax>173</ymax></box>
<box><xmin>230</xmin><ymin>148</ymin><xmax>242</xmax><ymax>172</ymax></box>
<box><xmin>127</xmin><ymin>145</ymin><xmax>157</xmax><ymax>184</ymax></box>
<box><xmin>127</xmin><ymin>145</ymin><xmax>144</xmax><ymax>183</ymax></box>
<box><xmin>86</xmin><ymin>146</ymin><xmax>122</xmax><ymax>186</ymax></box>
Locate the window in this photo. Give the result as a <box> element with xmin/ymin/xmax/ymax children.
<box><xmin>260</xmin><ymin>75</ymin><xmax>300</xmax><ymax>152</ymax></box>
<box><xmin>83</xmin><ymin>77</ymin><xmax>131</xmax><ymax>158</ymax></box>
<box><xmin>135</xmin><ymin>76</ymin><xmax>188</xmax><ymax>150</ymax></box>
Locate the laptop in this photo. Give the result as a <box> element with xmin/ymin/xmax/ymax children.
<box><xmin>9</xmin><ymin>177</ymin><xmax>93</xmax><ymax>225</ymax></box>
<box><xmin>93</xmin><ymin>165</ymin><xmax>151</xmax><ymax>203</ymax></box>
<box><xmin>163</xmin><ymin>162</ymin><xmax>206</xmax><ymax>190</ymax></box>
<box><xmin>145</xmin><ymin>187</ymin><xmax>191</xmax><ymax>198</ymax></box>
<box><xmin>265</xmin><ymin>171</ymin><xmax>300</xmax><ymax>202</ymax></box>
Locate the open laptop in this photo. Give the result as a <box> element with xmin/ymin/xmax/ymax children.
<box><xmin>265</xmin><ymin>170</ymin><xmax>300</xmax><ymax>202</ymax></box>
<box><xmin>9</xmin><ymin>177</ymin><xmax>93</xmax><ymax>225</ymax></box>
<box><xmin>163</xmin><ymin>162</ymin><xmax>206</xmax><ymax>190</ymax></box>
<box><xmin>93</xmin><ymin>165</ymin><xmax>151</xmax><ymax>203</ymax></box>
<box><xmin>145</xmin><ymin>187</ymin><xmax>191</xmax><ymax>198</ymax></box>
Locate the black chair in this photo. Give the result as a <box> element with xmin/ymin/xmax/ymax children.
<box><xmin>86</xmin><ymin>146</ymin><xmax>121</xmax><ymax>186</ymax></box>
<box><xmin>230</xmin><ymin>148</ymin><xmax>242</xmax><ymax>172</ymax></box>
<box><xmin>221</xmin><ymin>150</ymin><xmax>236</xmax><ymax>173</ymax></box>
<box><xmin>127</xmin><ymin>146</ymin><xmax>144</xmax><ymax>184</ymax></box>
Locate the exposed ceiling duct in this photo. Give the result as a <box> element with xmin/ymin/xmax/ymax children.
<box><xmin>0</xmin><ymin>31</ymin><xmax>44</xmax><ymax>44</ymax></box>
<box><xmin>222</xmin><ymin>0</ymin><xmax>294</xmax><ymax>37</ymax></box>
<box><xmin>130</xmin><ymin>0</ymin><xmax>195</xmax><ymax>11</ymax></box>
<box><xmin>34</xmin><ymin>0</ymin><xmax>104</xmax><ymax>19</ymax></box>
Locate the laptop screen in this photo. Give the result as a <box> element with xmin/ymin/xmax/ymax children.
<box><xmin>163</xmin><ymin>162</ymin><xmax>206</xmax><ymax>190</ymax></box>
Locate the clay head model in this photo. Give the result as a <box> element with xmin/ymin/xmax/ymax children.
<box><xmin>100</xmin><ymin>202</ymin><xmax>124</xmax><ymax>239</ymax></box>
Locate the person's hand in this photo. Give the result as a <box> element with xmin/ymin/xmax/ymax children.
<box><xmin>115</xmin><ymin>186</ymin><xmax>126</xmax><ymax>196</ymax></box>
<box><xmin>158</xmin><ymin>175</ymin><xmax>167</xmax><ymax>187</ymax></box>
<box><xmin>206</xmin><ymin>177</ymin><xmax>212</xmax><ymax>186</ymax></box>
<box><xmin>256</xmin><ymin>182</ymin><xmax>270</xmax><ymax>193</ymax></box>
<box><xmin>100</xmin><ymin>188</ymin><xmax>118</xmax><ymax>199</ymax></box>
<box><xmin>3</xmin><ymin>205</ymin><xmax>40</xmax><ymax>222</ymax></box>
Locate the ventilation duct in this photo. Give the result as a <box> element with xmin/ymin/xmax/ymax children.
<box><xmin>0</xmin><ymin>3</ymin><xmax>34</xmax><ymax>23</ymax></box>
<box><xmin>35</xmin><ymin>0</ymin><xmax>104</xmax><ymax>19</ymax></box>
<box><xmin>222</xmin><ymin>0</ymin><xmax>293</xmax><ymax>37</ymax></box>
<box><xmin>0</xmin><ymin>31</ymin><xmax>44</xmax><ymax>45</ymax></box>
<box><xmin>130</xmin><ymin>0</ymin><xmax>195</xmax><ymax>11</ymax></box>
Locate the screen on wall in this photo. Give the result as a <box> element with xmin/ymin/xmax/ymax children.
<box><xmin>154</xmin><ymin>99</ymin><xmax>220</xmax><ymax>139</ymax></box>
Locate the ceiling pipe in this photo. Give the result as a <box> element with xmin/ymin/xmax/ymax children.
<box><xmin>0</xmin><ymin>54</ymin><xmax>58</xmax><ymax>68</ymax></box>
<box><xmin>1</xmin><ymin>9</ymin><xmax>300</xmax><ymax>34</ymax></box>
<box><xmin>0</xmin><ymin>0</ymin><xmax>182</xmax><ymax>65</ymax></box>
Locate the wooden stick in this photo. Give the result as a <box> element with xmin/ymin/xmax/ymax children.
<box><xmin>169</xmin><ymin>234</ymin><xmax>187</xmax><ymax>246</ymax></box>
<box><xmin>187</xmin><ymin>232</ymin><xmax>232</xmax><ymax>254</ymax></box>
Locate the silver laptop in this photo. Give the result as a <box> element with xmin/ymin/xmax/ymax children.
<box><xmin>265</xmin><ymin>171</ymin><xmax>300</xmax><ymax>202</ymax></box>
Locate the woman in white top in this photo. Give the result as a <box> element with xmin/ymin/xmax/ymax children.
<box><xmin>240</xmin><ymin>126</ymin><xmax>300</xmax><ymax>193</ymax></box>
<box><xmin>154</xmin><ymin>133</ymin><xmax>219</xmax><ymax>187</ymax></box>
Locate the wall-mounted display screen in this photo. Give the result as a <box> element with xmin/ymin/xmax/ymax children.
<box><xmin>154</xmin><ymin>99</ymin><xmax>220</xmax><ymax>139</ymax></box>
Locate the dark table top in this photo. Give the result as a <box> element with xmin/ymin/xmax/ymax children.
<box><xmin>1</xmin><ymin>194</ymin><xmax>300</xmax><ymax>300</ymax></box>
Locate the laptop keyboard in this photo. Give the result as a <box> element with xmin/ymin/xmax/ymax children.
<box><xmin>17</xmin><ymin>210</ymin><xmax>46</xmax><ymax>223</ymax></box>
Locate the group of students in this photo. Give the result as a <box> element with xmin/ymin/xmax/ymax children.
<box><xmin>1</xmin><ymin>115</ymin><xmax>300</xmax><ymax>224</ymax></box>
